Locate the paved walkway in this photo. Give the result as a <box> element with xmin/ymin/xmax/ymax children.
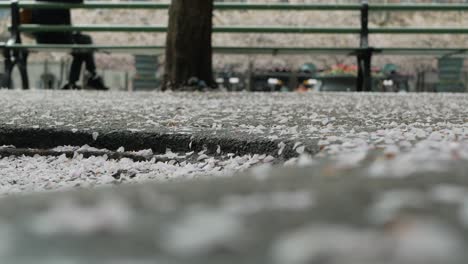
<box><xmin>1</xmin><ymin>90</ymin><xmax>466</xmax><ymax>157</ymax></box>
<box><xmin>0</xmin><ymin>162</ymin><xmax>467</xmax><ymax>263</ymax></box>
<box><xmin>0</xmin><ymin>90</ymin><xmax>467</xmax><ymax>263</ymax></box>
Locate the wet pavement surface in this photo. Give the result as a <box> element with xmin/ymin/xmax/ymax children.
<box><xmin>0</xmin><ymin>90</ymin><xmax>467</xmax><ymax>263</ymax></box>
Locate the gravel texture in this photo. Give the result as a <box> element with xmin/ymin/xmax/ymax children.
<box><xmin>0</xmin><ymin>90</ymin><xmax>467</xmax><ymax>263</ymax></box>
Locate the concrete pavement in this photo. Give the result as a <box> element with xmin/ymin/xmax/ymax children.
<box><xmin>0</xmin><ymin>90</ymin><xmax>467</xmax><ymax>263</ymax></box>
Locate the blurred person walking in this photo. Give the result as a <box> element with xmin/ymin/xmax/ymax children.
<box><xmin>29</xmin><ymin>0</ymin><xmax>108</xmax><ymax>90</ymax></box>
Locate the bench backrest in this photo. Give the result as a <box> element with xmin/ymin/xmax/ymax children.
<box><xmin>1</xmin><ymin>1</ymin><xmax>468</xmax><ymax>56</ymax></box>
<box><xmin>2</xmin><ymin>0</ymin><xmax>468</xmax><ymax>91</ymax></box>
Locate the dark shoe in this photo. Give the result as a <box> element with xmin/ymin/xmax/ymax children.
<box><xmin>61</xmin><ymin>83</ymin><xmax>81</xmax><ymax>90</ymax></box>
<box><xmin>86</xmin><ymin>75</ymin><xmax>109</xmax><ymax>90</ymax></box>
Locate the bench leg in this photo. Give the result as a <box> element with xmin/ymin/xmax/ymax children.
<box><xmin>356</xmin><ymin>55</ymin><xmax>363</xmax><ymax>92</ymax></box>
<box><xmin>356</xmin><ymin>53</ymin><xmax>372</xmax><ymax>92</ymax></box>
<box><xmin>363</xmin><ymin>54</ymin><xmax>372</xmax><ymax>92</ymax></box>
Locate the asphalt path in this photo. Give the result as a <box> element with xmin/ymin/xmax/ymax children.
<box><xmin>0</xmin><ymin>90</ymin><xmax>467</xmax><ymax>263</ymax></box>
<box><xmin>0</xmin><ymin>90</ymin><xmax>466</xmax><ymax>158</ymax></box>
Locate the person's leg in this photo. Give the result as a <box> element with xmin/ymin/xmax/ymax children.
<box><xmin>65</xmin><ymin>33</ymin><xmax>89</xmax><ymax>88</ymax></box>
<box><xmin>73</xmin><ymin>34</ymin><xmax>97</xmax><ymax>75</ymax></box>
<box><xmin>59</xmin><ymin>34</ymin><xmax>82</xmax><ymax>89</ymax></box>
<box><xmin>73</xmin><ymin>33</ymin><xmax>108</xmax><ymax>90</ymax></box>
<box><xmin>60</xmin><ymin>52</ymin><xmax>84</xmax><ymax>90</ymax></box>
<box><xmin>68</xmin><ymin>52</ymin><xmax>84</xmax><ymax>85</ymax></box>
<box><xmin>63</xmin><ymin>33</ymin><xmax>94</xmax><ymax>89</ymax></box>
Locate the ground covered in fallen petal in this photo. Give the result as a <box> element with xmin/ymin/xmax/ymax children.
<box><xmin>0</xmin><ymin>91</ymin><xmax>468</xmax><ymax>263</ymax></box>
<box><xmin>0</xmin><ymin>90</ymin><xmax>466</xmax><ymax>157</ymax></box>
<box><xmin>0</xmin><ymin>146</ymin><xmax>275</xmax><ymax>195</ymax></box>
<box><xmin>0</xmin><ymin>161</ymin><xmax>467</xmax><ymax>263</ymax></box>
<box><xmin>0</xmin><ymin>91</ymin><xmax>467</xmax><ymax>194</ymax></box>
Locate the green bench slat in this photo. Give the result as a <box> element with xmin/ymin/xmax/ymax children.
<box><xmin>214</xmin><ymin>27</ymin><xmax>360</xmax><ymax>34</ymax></box>
<box><xmin>14</xmin><ymin>2</ymin><xmax>468</xmax><ymax>11</ymax></box>
<box><xmin>19</xmin><ymin>25</ymin><xmax>168</xmax><ymax>33</ymax></box>
<box><xmin>370</xmin><ymin>28</ymin><xmax>468</xmax><ymax>34</ymax></box>
<box><xmin>213</xmin><ymin>47</ymin><xmax>359</xmax><ymax>55</ymax></box>
<box><xmin>17</xmin><ymin>1</ymin><xmax>361</xmax><ymax>11</ymax></box>
<box><xmin>8</xmin><ymin>45</ymin><xmax>468</xmax><ymax>57</ymax></box>
<box><xmin>214</xmin><ymin>3</ymin><xmax>361</xmax><ymax>11</ymax></box>
<box><xmin>18</xmin><ymin>25</ymin><xmax>362</xmax><ymax>34</ymax></box>
<box><xmin>18</xmin><ymin>25</ymin><xmax>468</xmax><ymax>35</ymax></box>
<box><xmin>370</xmin><ymin>4</ymin><xmax>468</xmax><ymax>11</ymax></box>
<box><xmin>6</xmin><ymin>44</ymin><xmax>359</xmax><ymax>55</ymax></box>
<box><xmin>6</xmin><ymin>44</ymin><xmax>166</xmax><ymax>55</ymax></box>
<box><xmin>18</xmin><ymin>1</ymin><xmax>170</xmax><ymax>9</ymax></box>
<box><xmin>375</xmin><ymin>48</ymin><xmax>468</xmax><ymax>56</ymax></box>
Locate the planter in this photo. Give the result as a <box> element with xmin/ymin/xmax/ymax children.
<box><xmin>318</xmin><ymin>75</ymin><xmax>381</xmax><ymax>92</ymax></box>
<box><xmin>436</xmin><ymin>82</ymin><xmax>466</xmax><ymax>93</ymax></box>
<box><xmin>318</xmin><ymin>75</ymin><xmax>357</xmax><ymax>92</ymax></box>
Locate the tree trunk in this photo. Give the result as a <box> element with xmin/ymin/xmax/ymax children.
<box><xmin>163</xmin><ymin>0</ymin><xmax>214</xmax><ymax>90</ymax></box>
